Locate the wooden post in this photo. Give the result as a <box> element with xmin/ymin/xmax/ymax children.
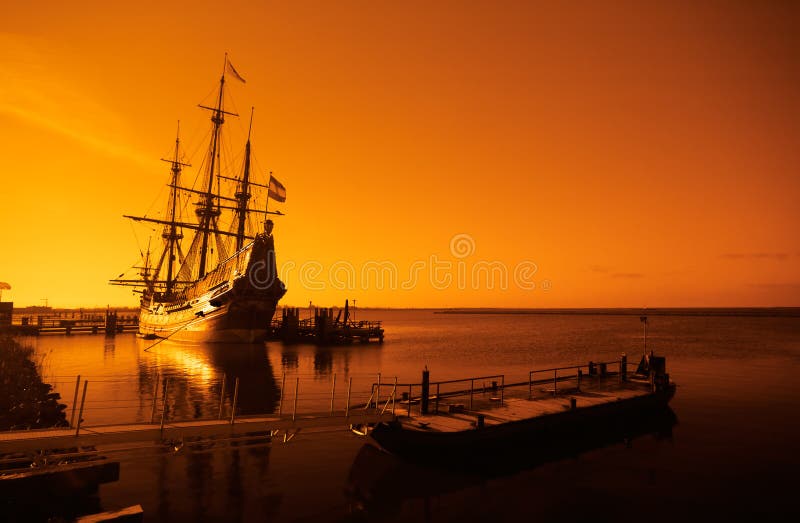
<box><xmin>421</xmin><ymin>368</ymin><xmax>430</xmax><ymax>415</ymax></box>
<box><xmin>577</xmin><ymin>369</ymin><xmax>582</xmax><ymax>392</ymax></box>
<box><xmin>435</xmin><ymin>383</ymin><xmax>440</xmax><ymax>414</ymax></box>
<box><xmin>553</xmin><ymin>369</ymin><xmax>558</xmax><ymax>396</ymax></box>
<box><xmin>74</xmin><ymin>380</ymin><xmax>88</xmax><ymax>436</ymax></box>
<box><xmin>392</xmin><ymin>377</ymin><xmax>397</xmax><ymax>415</ymax></box>
<box><xmin>528</xmin><ymin>371</ymin><xmax>532</xmax><ymax>400</ymax></box>
<box><xmin>345</xmin><ymin>376</ymin><xmax>352</xmax><ymax>418</ymax></box>
<box><xmin>408</xmin><ymin>384</ymin><xmax>412</xmax><ymax>417</ymax></box>
<box><xmin>501</xmin><ymin>375</ymin><xmax>505</xmax><ymax>406</ymax></box>
<box><xmin>376</xmin><ymin>373</ymin><xmax>381</xmax><ymax>410</ymax></box>
<box><xmin>620</xmin><ymin>353</ymin><xmax>628</xmax><ymax>381</ymax></box>
<box><xmin>160</xmin><ymin>378</ymin><xmax>169</xmax><ymax>432</ymax></box>
<box><xmin>278</xmin><ymin>372</ymin><xmax>286</xmax><ymax>417</ymax></box>
<box><xmin>217</xmin><ymin>374</ymin><xmax>226</xmax><ymax>420</ymax></box>
<box><xmin>469</xmin><ymin>379</ymin><xmax>474</xmax><ymax>410</ymax></box>
<box><xmin>230</xmin><ymin>377</ymin><xmax>240</xmax><ymax>424</ymax></box>
<box><xmin>292</xmin><ymin>377</ymin><xmax>299</xmax><ymax>422</ymax></box>
<box><xmin>69</xmin><ymin>375</ymin><xmax>81</xmax><ymax>428</ymax></box>
<box><xmin>330</xmin><ymin>373</ymin><xmax>337</xmax><ymax>416</ymax></box>
<box><xmin>150</xmin><ymin>374</ymin><xmax>160</xmax><ymax>423</ymax></box>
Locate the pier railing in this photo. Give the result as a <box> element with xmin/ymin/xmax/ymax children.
<box><xmin>14</xmin><ymin>372</ymin><xmax>399</xmax><ymax>437</ymax></box>
<box><xmin>380</xmin><ymin>356</ymin><xmax>647</xmax><ymax>418</ymax></box>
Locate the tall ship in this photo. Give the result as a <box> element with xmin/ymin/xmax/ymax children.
<box><xmin>111</xmin><ymin>59</ymin><xmax>286</xmax><ymax>343</ymax></box>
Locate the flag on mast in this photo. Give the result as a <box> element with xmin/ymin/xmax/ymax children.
<box><xmin>226</xmin><ymin>60</ymin><xmax>246</xmax><ymax>83</ymax></box>
<box><xmin>268</xmin><ymin>175</ymin><xmax>287</xmax><ymax>202</ymax></box>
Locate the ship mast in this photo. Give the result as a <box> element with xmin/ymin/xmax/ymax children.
<box><xmin>196</xmin><ymin>56</ymin><xmax>238</xmax><ymax>277</ymax></box>
<box><xmin>234</xmin><ymin>107</ymin><xmax>255</xmax><ymax>251</ymax></box>
<box><xmin>159</xmin><ymin>122</ymin><xmax>189</xmax><ymax>296</ymax></box>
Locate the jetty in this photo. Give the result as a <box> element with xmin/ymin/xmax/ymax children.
<box><xmin>0</xmin><ymin>307</ymin><xmax>138</xmax><ymax>336</ymax></box>
<box><xmin>272</xmin><ymin>305</ymin><xmax>384</xmax><ymax>344</ymax></box>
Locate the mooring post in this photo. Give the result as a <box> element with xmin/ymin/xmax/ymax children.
<box><xmin>408</xmin><ymin>384</ymin><xmax>412</xmax><ymax>417</ymax></box>
<box><xmin>501</xmin><ymin>375</ymin><xmax>505</xmax><ymax>406</ymax></box>
<box><xmin>74</xmin><ymin>380</ymin><xmax>88</xmax><ymax>436</ymax></box>
<box><xmin>621</xmin><ymin>353</ymin><xmax>628</xmax><ymax>381</ymax></box>
<box><xmin>421</xmin><ymin>368</ymin><xmax>430</xmax><ymax>415</ymax></box>
<box><xmin>469</xmin><ymin>379</ymin><xmax>474</xmax><ymax>410</ymax></box>
<box><xmin>528</xmin><ymin>371</ymin><xmax>532</xmax><ymax>400</ymax></box>
<box><xmin>392</xmin><ymin>376</ymin><xmax>398</xmax><ymax>415</ymax></box>
<box><xmin>69</xmin><ymin>375</ymin><xmax>81</xmax><ymax>428</ymax></box>
<box><xmin>160</xmin><ymin>378</ymin><xmax>169</xmax><ymax>432</ymax></box>
<box><xmin>435</xmin><ymin>383</ymin><xmax>440</xmax><ymax>414</ymax></box>
<box><xmin>345</xmin><ymin>376</ymin><xmax>352</xmax><ymax>418</ymax></box>
<box><xmin>376</xmin><ymin>373</ymin><xmax>382</xmax><ymax>410</ymax></box>
<box><xmin>553</xmin><ymin>369</ymin><xmax>558</xmax><ymax>396</ymax></box>
<box><xmin>278</xmin><ymin>372</ymin><xmax>286</xmax><ymax>417</ymax></box>
<box><xmin>292</xmin><ymin>377</ymin><xmax>299</xmax><ymax>422</ymax></box>
<box><xmin>150</xmin><ymin>373</ymin><xmax>160</xmax><ymax>423</ymax></box>
<box><xmin>217</xmin><ymin>373</ymin><xmax>226</xmax><ymax>420</ymax></box>
<box><xmin>230</xmin><ymin>378</ymin><xmax>240</xmax><ymax>425</ymax></box>
<box><xmin>330</xmin><ymin>373</ymin><xmax>337</xmax><ymax>416</ymax></box>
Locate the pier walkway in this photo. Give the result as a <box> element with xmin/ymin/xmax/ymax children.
<box><xmin>0</xmin><ymin>411</ymin><xmax>392</xmax><ymax>455</ymax></box>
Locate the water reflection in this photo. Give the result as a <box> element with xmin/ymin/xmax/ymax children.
<box><xmin>137</xmin><ymin>341</ymin><xmax>279</xmax><ymax>420</ymax></box>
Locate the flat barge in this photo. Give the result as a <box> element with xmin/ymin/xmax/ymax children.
<box><xmin>370</xmin><ymin>353</ymin><xmax>673</xmax><ymax>462</ymax></box>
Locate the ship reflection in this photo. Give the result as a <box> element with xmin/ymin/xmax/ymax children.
<box><xmin>276</xmin><ymin>342</ymin><xmax>382</xmax><ymax>378</ymax></box>
<box><xmin>346</xmin><ymin>407</ymin><xmax>677</xmax><ymax>519</ymax></box>
<box><xmin>137</xmin><ymin>341</ymin><xmax>279</xmax><ymax>421</ymax></box>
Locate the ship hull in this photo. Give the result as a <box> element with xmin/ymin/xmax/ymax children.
<box><xmin>138</xmin><ymin>233</ymin><xmax>285</xmax><ymax>344</ymax></box>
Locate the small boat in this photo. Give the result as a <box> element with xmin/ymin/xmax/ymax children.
<box><xmin>370</xmin><ymin>354</ymin><xmax>675</xmax><ymax>463</ymax></box>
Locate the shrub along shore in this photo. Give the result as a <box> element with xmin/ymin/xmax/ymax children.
<box><xmin>0</xmin><ymin>335</ymin><xmax>67</xmax><ymax>430</ymax></box>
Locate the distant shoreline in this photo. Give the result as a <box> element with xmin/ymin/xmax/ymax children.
<box><xmin>434</xmin><ymin>307</ymin><xmax>800</xmax><ymax>318</ymax></box>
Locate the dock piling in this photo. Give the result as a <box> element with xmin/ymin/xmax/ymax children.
<box><xmin>345</xmin><ymin>377</ymin><xmax>352</xmax><ymax>419</ymax></box>
<box><xmin>292</xmin><ymin>377</ymin><xmax>299</xmax><ymax>422</ymax></box>
<box><xmin>553</xmin><ymin>369</ymin><xmax>558</xmax><ymax>396</ymax></box>
<box><xmin>69</xmin><ymin>375</ymin><xmax>81</xmax><ymax>428</ymax></box>
<box><xmin>421</xmin><ymin>368</ymin><xmax>430</xmax><ymax>415</ymax></box>
<box><xmin>160</xmin><ymin>378</ymin><xmax>169</xmax><ymax>432</ymax></box>
<box><xmin>218</xmin><ymin>374</ymin><xmax>226</xmax><ymax>420</ymax></box>
<box><xmin>469</xmin><ymin>379</ymin><xmax>474</xmax><ymax>410</ymax></box>
<box><xmin>150</xmin><ymin>374</ymin><xmax>160</xmax><ymax>423</ymax></box>
<box><xmin>435</xmin><ymin>383</ymin><xmax>440</xmax><ymax>414</ymax></box>
<box><xmin>501</xmin><ymin>375</ymin><xmax>505</xmax><ymax>406</ymax></box>
<box><xmin>528</xmin><ymin>371</ymin><xmax>532</xmax><ymax>399</ymax></box>
<box><xmin>278</xmin><ymin>372</ymin><xmax>286</xmax><ymax>417</ymax></box>
<box><xmin>408</xmin><ymin>385</ymin><xmax>412</xmax><ymax>417</ymax></box>
<box><xmin>392</xmin><ymin>377</ymin><xmax>397</xmax><ymax>415</ymax></box>
<box><xmin>621</xmin><ymin>353</ymin><xmax>628</xmax><ymax>381</ymax></box>
<box><xmin>230</xmin><ymin>378</ymin><xmax>240</xmax><ymax>425</ymax></box>
<box><xmin>376</xmin><ymin>373</ymin><xmax>381</xmax><ymax>410</ymax></box>
<box><xmin>74</xmin><ymin>380</ymin><xmax>88</xmax><ymax>436</ymax></box>
<box><xmin>330</xmin><ymin>373</ymin><xmax>336</xmax><ymax>416</ymax></box>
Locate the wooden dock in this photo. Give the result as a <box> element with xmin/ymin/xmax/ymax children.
<box><xmin>1</xmin><ymin>309</ymin><xmax>138</xmax><ymax>336</ymax></box>
<box><xmin>0</xmin><ymin>411</ymin><xmax>392</xmax><ymax>455</ymax></box>
<box><xmin>271</xmin><ymin>306</ymin><xmax>384</xmax><ymax>344</ymax></box>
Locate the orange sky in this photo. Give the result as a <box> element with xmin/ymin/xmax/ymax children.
<box><xmin>1</xmin><ymin>0</ymin><xmax>798</xmax><ymax>308</ymax></box>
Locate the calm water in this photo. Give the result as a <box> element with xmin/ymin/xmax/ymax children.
<box><xmin>12</xmin><ymin>311</ymin><xmax>800</xmax><ymax>521</ymax></box>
